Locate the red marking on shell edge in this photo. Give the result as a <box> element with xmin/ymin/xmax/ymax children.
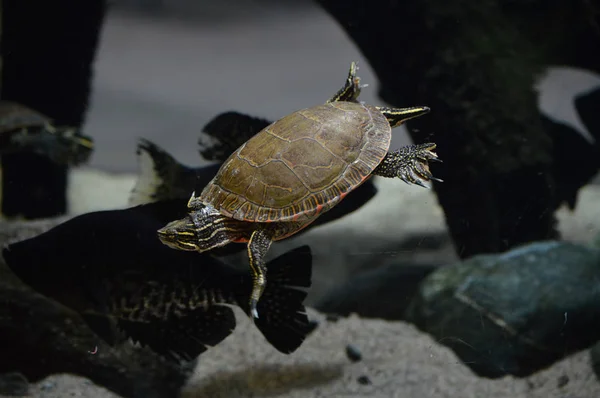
<box><xmin>315</xmin><ymin>203</ymin><xmax>324</xmax><ymax>216</ymax></box>
<box><xmin>292</xmin><ymin>213</ymin><xmax>300</xmax><ymax>221</ymax></box>
<box><xmin>233</xmin><ymin>237</ymin><xmax>249</xmax><ymax>243</ymax></box>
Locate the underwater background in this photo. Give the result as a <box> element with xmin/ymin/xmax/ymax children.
<box><xmin>1</xmin><ymin>0</ymin><xmax>600</xmax><ymax>397</ymax></box>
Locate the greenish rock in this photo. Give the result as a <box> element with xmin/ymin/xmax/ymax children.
<box><xmin>406</xmin><ymin>241</ymin><xmax>600</xmax><ymax>378</ymax></box>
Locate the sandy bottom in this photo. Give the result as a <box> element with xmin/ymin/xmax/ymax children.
<box><xmin>16</xmin><ymin>310</ymin><xmax>600</xmax><ymax>398</ymax></box>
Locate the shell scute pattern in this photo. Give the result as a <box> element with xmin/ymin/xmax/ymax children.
<box><xmin>201</xmin><ymin>101</ymin><xmax>391</xmax><ymax>222</ymax></box>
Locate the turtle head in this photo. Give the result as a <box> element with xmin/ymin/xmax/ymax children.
<box><xmin>157</xmin><ymin>215</ymin><xmax>199</xmax><ymax>251</ymax></box>
<box><xmin>157</xmin><ymin>204</ymin><xmax>242</xmax><ymax>252</ymax></box>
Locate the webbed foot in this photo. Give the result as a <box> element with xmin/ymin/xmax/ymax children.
<box><xmin>374</xmin><ymin>143</ymin><xmax>443</xmax><ymax>187</ymax></box>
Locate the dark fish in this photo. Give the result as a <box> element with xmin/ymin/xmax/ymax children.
<box><xmin>2</xmin><ymin>202</ymin><xmax>313</xmax><ymax>362</ymax></box>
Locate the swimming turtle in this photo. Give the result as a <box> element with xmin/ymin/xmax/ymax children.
<box><xmin>130</xmin><ymin>133</ymin><xmax>378</xmax><ymax>246</ymax></box>
<box><xmin>158</xmin><ymin>62</ymin><xmax>442</xmax><ymax>318</ymax></box>
<box><xmin>0</xmin><ymin>100</ymin><xmax>94</xmax><ymax>165</ymax></box>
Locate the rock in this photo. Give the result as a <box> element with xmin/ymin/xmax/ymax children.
<box><xmin>41</xmin><ymin>380</ymin><xmax>57</xmax><ymax>391</ymax></box>
<box><xmin>344</xmin><ymin>344</ymin><xmax>362</xmax><ymax>363</ymax></box>
<box><xmin>0</xmin><ymin>372</ymin><xmax>29</xmax><ymax>396</ymax></box>
<box><xmin>318</xmin><ymin>0</ymin><xmax>572</xmax><ymax>258</ymax></box>
<box><xmin>356</xmin><ymin>375</ymin><xmax>371</xmax><ymax>385</ymax></box>
<box><xmin>557</xmin><ymin>374</ymin><xmax>569</xmax><ymax>388</ymax></box>
<box><xmin>406</xmin><ymin>241</ymin><xmax>600</xmax><ymax>378</ymax></box>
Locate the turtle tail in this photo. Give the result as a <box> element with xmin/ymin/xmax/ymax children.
<box><xmin>129</xmin><ymin>138</ymin><xmax>198</xmax><ymax>205</ymax></box>
<box><xmin>198</xmin><ymin>111</ymin><xmax>272</xmax><ymax>162</ymax></box>
<box><xmin>237</xmin><ymin>245</ymin><xmax>314</xmax><ymax>354</ymax></box>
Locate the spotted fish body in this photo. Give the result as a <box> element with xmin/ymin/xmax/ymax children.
<box><xmin>3</xmin><ymin>201</ymin><xmax>313</xmax><ymax>361</ymax></box>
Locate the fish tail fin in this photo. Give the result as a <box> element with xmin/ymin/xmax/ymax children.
<box><xmin>129</xmin><ymin>138</ymin><xmax>196</xmax><ymax>205</ymax></box>
<box><xmin>240</xmin><ymin>245</ymin><xmax>313</xmax><ymax>354</ymax></box>
<box><xmin>198</xmin><ymin>111</ymin><xmax>271</xmax><ymax>162</ymax></box>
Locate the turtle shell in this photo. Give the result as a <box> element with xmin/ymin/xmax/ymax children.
<box><xmin>200</xmin><ymin>101</ymin><xmax>391</xmax><ymax>223</ymax></box>
<box><xmin>0</xmin><ymin>101</ymin><xmax>51</xmax><ymax>133</ymax></box>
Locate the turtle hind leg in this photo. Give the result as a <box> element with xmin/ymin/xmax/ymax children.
<box><xmin>377</xmin><ymin>106</ymin><xmax>430</xmax><ymax>128</ymax></box>
<box><xmin>247</xmin><ymin>227</ymin><xmax>275</xmax><ymax>319</ymax></box>
<box><xmin>326</xmin><ymin>61</ymin><xmax>363</xmax><ymax>103</ymax></box>
<box><xmin>373</xmin><ymin>144</ymin><xmax>443</xmax><ymax>188</ymax></box>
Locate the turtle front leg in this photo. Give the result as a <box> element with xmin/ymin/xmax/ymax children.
<box><xmin>326</xmin><ymin>61</ymin><xmax>363</xmax><ymax>103</ymax></box>
<box><xmin>247</xmin><ymin>227</ymin><xmax>274</xmax><ymax>319</ymax></box>
<box><xmin>373</xmin><ymin>143</ymin><xmax>443</xmax><ymax>187</ymax></box>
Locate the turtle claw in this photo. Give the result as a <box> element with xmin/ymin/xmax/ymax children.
<box><xmin>250</xmin><ymin>299</ymin><xmax>259</xmax><ymax>319</ymax></box>
<box><xmin>413</xmin><ymin>178</ymin><xmax>430</xmax><ymax>189</ymax></box>
<box><xmin>415</xmin><ymin>163</ymin><xmax>443</xmax><ymax>184</ymax></box>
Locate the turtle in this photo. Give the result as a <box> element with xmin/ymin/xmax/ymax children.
<box><xmin>129</xmin><ymin>131</ymin><xmax>378</xmax><ymax>247</ymax></box>
<box><xmin>157</xmin><ymin>62</ymin><xmax>442</xmax><ymax>318</ymax></box>
<box><xmin>0</xmin><ymin>100</ymin><xmax>94</xmax><ymax>165</ymax></box>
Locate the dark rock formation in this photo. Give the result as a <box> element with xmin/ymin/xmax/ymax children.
<box><xmin>316</xmin><ymin>0</ymin><xmax>600</xmax><ymax>258</ymax></box>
